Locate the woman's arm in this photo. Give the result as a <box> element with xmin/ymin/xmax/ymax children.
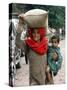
<box><xmin>16</xmin><ymin>32</ymin><xmax>23</xmax><ymax>48</ymax></box>
<box><xmin>16</xmin><ymin>22</ymin><xmax>26</xmax><ymax>50</ymax></box>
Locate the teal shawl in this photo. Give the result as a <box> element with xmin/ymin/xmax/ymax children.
<box><xmin>47</xmin><ymin>46</ymin><xmax>62</xmax><ymax>73</ymax></box>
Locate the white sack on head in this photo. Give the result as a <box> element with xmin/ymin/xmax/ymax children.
<box><xmin>23</xmin><ymin>9</ymin><xmax>48</xmax><ymax>28</ymax></box>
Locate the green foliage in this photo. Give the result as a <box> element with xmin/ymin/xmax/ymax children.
<box><xmin>48</xmin><ymin>6</ymin><xmax>65</xmax><ymax>29</ymax></box>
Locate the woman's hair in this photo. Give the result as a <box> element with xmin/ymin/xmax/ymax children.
<box><xmin>28</xmin><ymin>27</ymin><xmax>46</xmax><ymax>39</ymax></box>
<box><xmin>51</xmin><ymin>35</ymin><xmax>60</xmax><ymax>43</ymax></box>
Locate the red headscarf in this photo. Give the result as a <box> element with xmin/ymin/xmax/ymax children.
<box><xmin>25</xmin><ymin>27</ymin><xmax>48</xmax><ymax>55</ymax></box>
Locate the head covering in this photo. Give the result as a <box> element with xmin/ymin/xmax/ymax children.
<box><xmin>25</xmin><ymin>27</ymin><xmax>48</xmax><ymax>55</ymax></box>
<box><xmin>28</xmin><ymin>27</ymin><xmax>46</xmax><ymax>39</ymax></box>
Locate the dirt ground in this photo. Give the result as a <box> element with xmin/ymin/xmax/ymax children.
<box><xmin>14</xmin><ymin>40</ymin><xmax>65</xmax><ymax>87</ymax></box>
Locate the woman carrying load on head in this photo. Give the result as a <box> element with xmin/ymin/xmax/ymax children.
<box><xmin>16</xmin><ymin>14</ymin><xmax>48</xmax><ymax>85</ymax></box>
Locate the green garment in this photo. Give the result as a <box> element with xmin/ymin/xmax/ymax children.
<box><xmin>47</xmin><ymin>46</ymin><xmax>62</xmax><ymax>74</ymax></box>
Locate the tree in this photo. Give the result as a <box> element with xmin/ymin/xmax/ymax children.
<box><xmin>48</xmin><ymin>6</ymin><xmax>65</xmax><ymax>30</ymax></box>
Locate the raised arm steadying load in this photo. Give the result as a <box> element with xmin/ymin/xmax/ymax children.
<box><xmin>16</xmin><ymin>16</ymin><xmax>26</xmax><ymax>49</ymax></box>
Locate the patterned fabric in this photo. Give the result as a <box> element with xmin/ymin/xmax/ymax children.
<box><xmin>47</xmin><ymin>46</ymin><xmax>62</xmax><ymax>74</ymax></box>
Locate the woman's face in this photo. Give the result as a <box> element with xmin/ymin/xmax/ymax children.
<box><xmin>32</xmin><ymin>29</ymin><xmax>41</xmax><ymax>42</ymax></box>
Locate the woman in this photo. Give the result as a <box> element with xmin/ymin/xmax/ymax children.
<box><xmin>16</xmin><ymin>18</ymin><xmax>48</xmax><ymax>85</ymax></box>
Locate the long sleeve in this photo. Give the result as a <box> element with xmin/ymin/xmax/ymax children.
<box><xmin>16</xmin><ymin>32</ymin><xmax>26</xmax><ymax>53</ymax></box>
<box><xmin>55</xmin><ymin>48</ymin><xmax>62</xmax><ymax>70</ymax></box>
